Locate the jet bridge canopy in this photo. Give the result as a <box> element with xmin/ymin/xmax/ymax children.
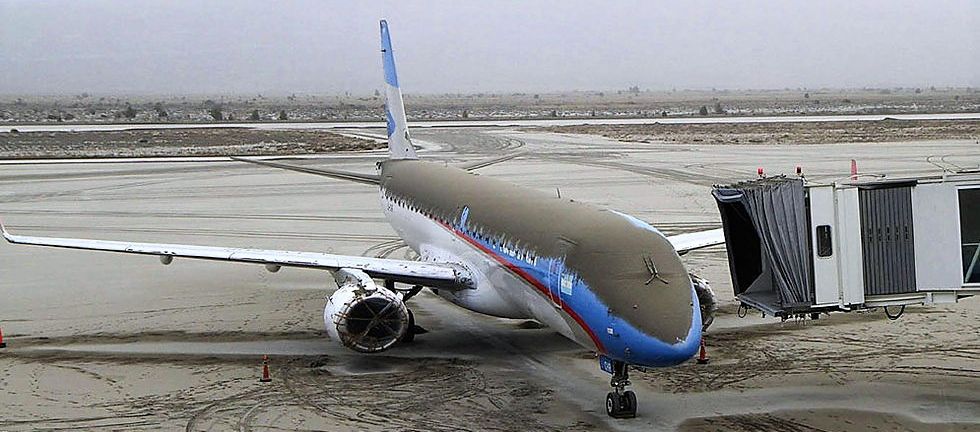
<box><xmin>713</xmin><ymin>177</ymin><xmax>813</xmax><ymax>314</ymax></box>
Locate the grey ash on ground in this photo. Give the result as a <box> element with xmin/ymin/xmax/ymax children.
<box><xmin>543</xmin><ymin>119</ymin><xmax>980</xmax><ymax>146</ymax></box>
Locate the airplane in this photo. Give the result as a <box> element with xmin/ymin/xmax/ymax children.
<box><xmin>0</xmin><ymin>20</ymin><xmax>725</xmax><ymax>419</ymax></box>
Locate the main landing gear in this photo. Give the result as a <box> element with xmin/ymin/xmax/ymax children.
<box><xmin>605</xmin><ymin>360</ymin><xmax>637</xmax><ymax>418</ymax></box>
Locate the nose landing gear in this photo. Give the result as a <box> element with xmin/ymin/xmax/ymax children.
<box><xmin>605</xmin><ymin>360</ymin><xmax>637</xmax><ymax>418</ymax></box>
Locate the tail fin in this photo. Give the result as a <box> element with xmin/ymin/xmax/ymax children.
<box><xmin>380</xmin><ymin>20</ymin><xmax>418</xmax><ymax>159</ymax></box>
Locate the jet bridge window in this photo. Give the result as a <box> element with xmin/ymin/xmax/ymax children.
<box><xmin>960</xmin><ymin>188</ymin><xmax>980</xmax><ymax>284</ymax></box>
<box><xmin>816</xmin><ymin>225</ymin><xmax>833</xmax><ymax>257</ymax></box>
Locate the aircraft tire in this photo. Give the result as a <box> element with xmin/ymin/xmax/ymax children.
<box><xmin>606</xmin><ymin>392</ymin><xmax>621</xmax><ymax>418</ymax></box>
<box><xmin>622</xmin><ymin>391</ymin><xmax>637</xmax><ymax>418</ymax></box>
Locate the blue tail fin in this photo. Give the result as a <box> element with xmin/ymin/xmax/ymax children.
<box><xmin>380</xmin><ymin>20</ymin><xmax>417</xmax><ymax>159</ymax></box>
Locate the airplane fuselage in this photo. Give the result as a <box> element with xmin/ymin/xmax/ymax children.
<box><xmin>379</xmin><ymin>159</ymin><xmax>702</xmax><ymax>368</ymax></box>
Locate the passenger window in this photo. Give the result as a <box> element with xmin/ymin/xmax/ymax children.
<box><xmin>816</xmin><ymin>225</ymin><xmax>833</xmax><ymax>257</ymax></box>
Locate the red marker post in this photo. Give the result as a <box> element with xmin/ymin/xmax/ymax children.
<box><xmin>260</xmin><ymin>355</ymin><xmax>272</xmax><ymax>382</ymax></box>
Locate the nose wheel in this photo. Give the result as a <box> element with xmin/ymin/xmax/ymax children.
<box><xmin>605</xmin><ymin>360</ymin><xmax>637</xmax><ymax>418</ymax></box>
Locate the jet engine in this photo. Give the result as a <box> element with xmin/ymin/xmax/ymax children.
<box><xmin>323</xmin><ymin>268</ymin><xmax>410</xmax><ymax>353</ymax></box>
<box><xmin>690</xmin><ymin>273</ymin><xmax>717</xmax><ymax>331</ymax></box>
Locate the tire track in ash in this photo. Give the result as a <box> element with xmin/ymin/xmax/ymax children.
<box><xmin>0</xmin><ymin>173</ymin><xmax>221</xmax><ymax>204</ymax></box>
<box><xmin>0</xmin><ymin>163</ymin><xmax>250</xmax><ymax>183</ymax></box>
<box><xmin>0</xmin><ymin>165</ymin><xmax>254</xmax><ymax>204</ymax></box>
<box><xmin>640</xmin><ymin>315</ymin><xmax>980</xmax><ymax>393</ymax></box>
<box><xmin>544</xmin><ymin>157</ymin><xmax>730</xmax><ymax>186</ymax></box>
<box><xmin>176</xmin><ymin>355</ymin><xmax>562</xmax><ymax>432</ymax></box>
<box><xmin>363</xmin><ymin>238</ymin><xmax>412</xmax><ymax>259</ymax></box>
<box><xmin>1</xmin><ymin>160</ymin><xmax>379</xmax><ymax>204</ymax></box>
<box><xmin>413</xmin><ymin>129</ymin><xmax>526</xmax><ymax>157</ymax></box>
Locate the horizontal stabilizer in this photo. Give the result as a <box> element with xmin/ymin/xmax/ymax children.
<box><xmin>231</xmin><ymin>157</ymin><xmax>380</xmax><ymax>185</ymax></box>
<box><xmin>459</xmin><ymin>152</ymin><xmax>526</xmax><ymax>171</ymax></box>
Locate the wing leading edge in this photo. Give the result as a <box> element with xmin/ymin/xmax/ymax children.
<box><xmin>0</xmin><ymin>221</ymin><xmax>471</xmax><ymax>290</ymax></box>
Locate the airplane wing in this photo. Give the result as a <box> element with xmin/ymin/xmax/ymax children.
<box><xmin>0</xmin><ymin>221</ymin><xmax>470</xmax><ymax>290</ymax></box>
<box><xmin>667</xmin><ymin>228</ymin><xmax>726</xmax><ymax>255</ymax></box>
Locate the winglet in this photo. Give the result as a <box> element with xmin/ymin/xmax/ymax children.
<box><xmin>0</xmin><ymin>217</ymin><xmax>13</xmax><ymax>242</ymax></box>
<box><xmin>380</xmin><ymin>20</ymin><xmax>418</xmax><ymax>160</ymax></box>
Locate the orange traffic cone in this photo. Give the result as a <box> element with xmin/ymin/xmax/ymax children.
<box><xmin>696</xmin><ymin>339</ymin><xmax>709</xmax><ymax>364</ymax></box>
<box><xmin>0</xmin><ymin>327</ymin><xmax>6</xmax><ymax>348</ymax></box>
<box><xmin>259</xmin><ymin>355</ymin><xmax>272</xmax><ymax>382</ymax></box>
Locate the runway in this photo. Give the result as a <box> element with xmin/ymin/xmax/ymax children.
<box><xmin>2</xmin><ymin>111</ymin><xmax>980</xmax><ymax>133</ymax></box>
<box><xmin>0</xmin><ymin>128</ymin><xmax>977</xmax><ymax>431</ymax></box>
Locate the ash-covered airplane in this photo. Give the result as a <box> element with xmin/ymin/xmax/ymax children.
<box><xmin>0</xmin><ymin>20</ymin><xmax>724</xmax><ymax>418</ymax></box>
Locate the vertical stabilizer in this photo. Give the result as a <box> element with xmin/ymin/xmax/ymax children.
<box><xmin>380</xmin><ymin>20</ymin><xmax>418</xmax><ymax>159</ymax></box>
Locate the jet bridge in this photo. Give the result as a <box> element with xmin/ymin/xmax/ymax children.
<box><xmin>713</xmin><ymin>172</ymin><xmax>980</xmax><ymax>317</ymax></box>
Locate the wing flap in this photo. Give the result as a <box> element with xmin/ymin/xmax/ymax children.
<box><xmin>1</xmin><ymin>221</ymin><xmax>468</xmax><ymax>289</ymax></box>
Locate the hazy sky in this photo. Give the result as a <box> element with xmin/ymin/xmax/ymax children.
<box><xmin>1</xmin><ymin>0</ymin><xmax>977</xmax><ymax>95</ymax></box>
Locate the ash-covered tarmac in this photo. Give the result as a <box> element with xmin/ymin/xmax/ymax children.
<box><xmin>0</xmin><ymin>128</ymin><xmax>977</xmax><ymax>431</ymax></box>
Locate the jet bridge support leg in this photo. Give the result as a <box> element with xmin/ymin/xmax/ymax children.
<box><xmin>605</xmin><ymin>360</ymin><xmax>637</xmax><ymax>418</ymax></box>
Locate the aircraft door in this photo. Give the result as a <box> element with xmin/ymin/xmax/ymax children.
<box><xmin>547</xmin><ymin>236</ymin><xmax>578</xmax><ymax>309</ymax></box>
<box><xmin>547</xmin><ymin>259</ymin><xmax>564</xmax><ymax>309</ymax></box>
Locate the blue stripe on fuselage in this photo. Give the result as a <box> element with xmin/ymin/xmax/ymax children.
<box><xmin>446</xmin><ymin>214</ymin><xmax>700</xmax><ymax>368</ymax></box>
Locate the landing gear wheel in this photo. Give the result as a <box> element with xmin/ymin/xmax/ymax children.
<box><xmin>399</xmin><ymin>309</ymin><xmax>416</xmax><ymax>343</ymax></box>
<box><xmin>605</xmin><ymin>392</ymin><xmax>621</xmax><ymax>418</ymax></box>
<box><xmin>622</xmin><ymin>391</ymin><xmax>637</xmax><ymax>418</ymax></box>
<box><xmin>605</xmin><ymin>360</ymin><xmax>637</xmax><ymax>418</ymax></box>
<box><xmin>605</xmin><ymin>391</ymin><xmax>637</xmax><ymax>419</ymax></box>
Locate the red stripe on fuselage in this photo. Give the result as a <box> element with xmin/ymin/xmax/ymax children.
<box><xmin>434</xmin><ymin>220</ymin><xmax>606</xmax><ymax>353</ymax></box>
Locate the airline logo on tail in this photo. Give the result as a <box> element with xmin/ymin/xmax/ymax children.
<box><xmin>380</xmin><ymin>20</ymin><xmax>417</xmax><ymax>159</ymax></box>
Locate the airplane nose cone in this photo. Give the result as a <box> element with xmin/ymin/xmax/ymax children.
<box><xmin>662</xmin><ymin>295</ymin><xmax>703</xmax><ymax>364</ymax></box>
<box><xmin>607</xmin><ymin>285</ymin><xmax>701</xmax><ymax>367</ymax></box>
<box><xmin>629</xmin><ymin>286</ymin><xmax>702</xmax><ymax>367</ymax></box>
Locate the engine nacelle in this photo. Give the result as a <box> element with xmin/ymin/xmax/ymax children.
<box><xmin>691</xmin><ymin>273</ymin><xmax>717</xmax><ymax>331</ymax></box>
<box><xmin>323</xmin><ymin>268</ymin><xmax>409</xmax><ymax>353</ymax></box>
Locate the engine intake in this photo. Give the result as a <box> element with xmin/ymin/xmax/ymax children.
<box><xmin>323</xmin><ymin>268</ymin><xmax>409</xmax><ymax>353</ymax></box>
